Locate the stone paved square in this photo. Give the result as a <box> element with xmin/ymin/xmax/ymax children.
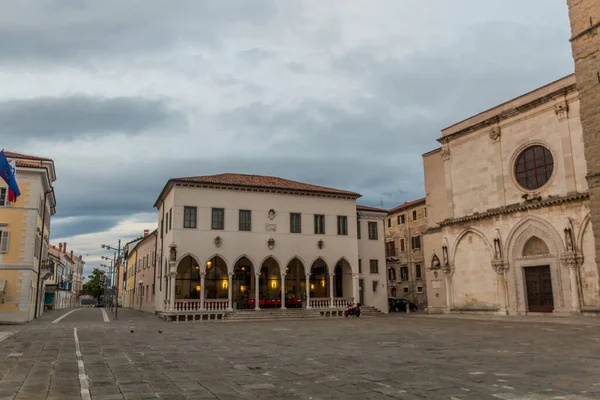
<box><xmin>1</xmin><ymin>308</ymin><xmax>600</xmax><ymax>399</ymax></box>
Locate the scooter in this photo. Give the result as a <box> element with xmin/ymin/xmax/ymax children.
<box><xmin>344</xmin><ymin>302</ymin><xmax>361</xmax><ymax>318</ymax></box>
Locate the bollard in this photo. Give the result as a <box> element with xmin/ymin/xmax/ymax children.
<box><xmin>406</xmin><ymin>304</ymin><xmax>410</xmax><ymax>314</ymax></box>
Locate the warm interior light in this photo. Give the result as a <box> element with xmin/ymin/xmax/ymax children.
<box><xmin>285</xmin><ymin>267</ymin><xmax>289</xmax><ymax>273</ymax></box>
<box><xmin>310</xmin><ymin>284</ymin><xmax>315</xmax><ymax>290</ymax></box>
<box><xmin>222</xmin><ymin>280</ymin><xmax>228</xmax><ymax>289</ymax></box>
<box><xmin>320</xmin><ymin>279</ymin><xmax>325</xmax><ymax>288</ymax></box>
<box><xmin>195</xmin><ymin>265</ymin><xmax>199</xmax><ymax>270</ymax></box>
<box><xmin>206</xmin><ymin>261</ymin><xmax>212</xmax><ymax>269</ymax></box>
<box><xmin>195</xmin><ymin>285</ymin><xmax>201</xmax><ymax>292</ymax></box>
<box><xmin>240</xmin><ymin>285</ymin><xmax>246</xmax><ymax>293</ymax></box>
<box><xmin>271</xmin><ymin>280</ymin><xmax>277</xmax><ymax>289</ymax></box>
<box><xmin>241</xmin><ymin>266</ymin><xmax>246</xmax><ymax>271</ymax></box>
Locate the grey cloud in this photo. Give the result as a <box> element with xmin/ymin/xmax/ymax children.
<box><xmin>51</xmin><ymin>215</ymin><xmax>123</xmax><ymax>238</ymax></box>
<box><xmin>0</xmin><ymin>95</ymin><xmax>186</xmax><ymax>142</ymax></box>
<box><xmin>0</xmin><ymin>0</ymin><xmax>279</xmax><ymax>64</ymax></box>
<box><xmin>238</xmin><ymin>48</ymin><xmax>276</xmax><ymax>65</ymax></box>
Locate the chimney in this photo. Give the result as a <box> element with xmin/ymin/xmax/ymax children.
<box><xmin>63</xmin><ymin>242</ymin><xmax>67</xmax><ymax>254</ymax></box>
<box><xmin>58</xmin><ymin>243</ymin><xmax>62</xmax><ymax>252</ymax></box>
<box><xmin>144</xmin><ymin>229</ymin><xmax>149</xmax><ymax>237</ymax></box>
<box><xmin>71</xmin><ymin>250</ymin><xmax>74</xmax><ymax>259</ymax></box>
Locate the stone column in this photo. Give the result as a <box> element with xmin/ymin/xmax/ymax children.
<box><xmin>352</xmin><ymin>273</ymin><xmax>359</xmax><ymax>305</ymax></box>
<box><xmin>305</xmin><ymin>275</ymin><xmax>311</xmax><ymax>309</ymax></box>
<box><xmin>227</xmin><ymin>273</ymin><xmax>233</xmax><ymax>311</ymax></box>
<box><xmin>169</xmin><ymin>272</ymin><xmax>176</xmax><ymax>311</ymax></box>
<box><xmin>329</xmin><ymin>273</ymin><xmax>335</xmax><ymax>308</ymax></box>
<box><xmin>200</xmin><ymin>272</ymin><xmax>206</xmax><ymax>310</ymax></box>
<box><xmin>443</xmin><ymin>267</ymin><xmax>453</xmax><ymax>311</ymax></box>
<box><xmin>562</xmin><ymin>254</ymin><xmax>582</xmax><ymax>313</ymax></box>
<box><xmin>254</xmin><ymin>273</ymin><xmax>260</xmax><ymax>310</ymax></box>
<box><xmin>281</xmin><ymin>273</ymin><xmax>286</xmax><ymax>309</ymax></box>
<box><xmin>493</xmin><ymin>261</ymin><xmax>508</xmax><ymax>315</ymax></box>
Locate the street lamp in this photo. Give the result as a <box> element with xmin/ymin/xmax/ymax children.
<box><xmin>101</xmin><ymin>240</ymin><xmax>122</xmax><ymax>319</ymax></box>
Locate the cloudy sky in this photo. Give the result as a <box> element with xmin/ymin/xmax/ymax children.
<box><xmin>2</xmin><ymin>1</ymin><xmax>574</xmax><ymax>277</ymax></box>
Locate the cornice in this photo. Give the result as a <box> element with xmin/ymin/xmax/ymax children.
<box><xmin>437</xmin><ymin>192</ymin><xmax>589</xmax><ymax>227</ymax></box>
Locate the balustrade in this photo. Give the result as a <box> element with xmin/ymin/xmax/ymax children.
<box><xmin>310</xmin><ymin>298</ymin><xmax>330</xmax><ymax>309</ymax></box>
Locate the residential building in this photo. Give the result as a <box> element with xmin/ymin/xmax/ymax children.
<box><xmin>0</xmin><ymin>151</ymin><xmax>56</xmax><ymax>323</ymax></box>
<box><xmin>423</xmin><ymin>75</ymin><xmax>599</xmax><ymax>316</ymax></box>
<box><xmin>71</xmin><ymin>251</ymin><xmax>85</xmax><ymax>302</ymax></box>
<box><xmin>154</xmin><ymin>173</ymin><xmax>388</xmax><ymax>314</ymax></box>
<box><xmin>46</xmin><ymin>243</ymin><xmax>74</xmax><ymax>309</ymax></box>
<box><xmin>131</xmin><ymin>230</ymin><xmax>157</xmax><ymax>313</ymax></box>
<box><xmin>385</xmin><ymin>198</ymin><xmax>428</xmax><ymax>309</ymax></box>
<box><xmin>123</xmin><ymin>237</ymin><xmax>142</xmax><ymax>309</ymax></box>
<box><xmin>568</xmin><ymin>0</ymin><xmax>600</xmax><ymax>303</ymax></box>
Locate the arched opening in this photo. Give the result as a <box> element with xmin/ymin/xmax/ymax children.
<box><xmin>259</xmin><ymin>257</ymin><xmax>281</xmax><ymax>308</ymax></box>
<box><xmin>175</xmin><ymin>255</ymin><xmax>201</xmax><ymax>300</ymax></box>
<box><xmin>232</xmin><ymin>257</ymin><xmax>254</xmax><ymax>309</ymax></box>
<box><xmin>205</xmin><ymin>256</ymin><xmax>228</xmax><ymax>300</ymax></box>
<box><xmin>310</xmin><ymin>258</ymin><xmax>329</xmax><ymax>303</ymax></box>
<box><xmin>333</xmin><ymin>258</ymin><xmax>352</xmax><ymax>301</ymax></box>
<box><xmin>284</xmin><ymin>257</ymin><xmax>306</xmax><ymax>308</ymax></box>
<box><xmin>522</xmin><ymin>236</ymin><xmax>550</xmax><ymax>256</ymax></box>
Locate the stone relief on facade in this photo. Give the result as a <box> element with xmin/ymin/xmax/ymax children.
<box><xmin>493</xmin><ymin>229</ymin><xmax>503</xmax><ymax>260</ymax></box>
<box><xmin>267</xmin><ymin>238</ymin><xmax>275</xmax><ymax>250</ymax></box>
<box><xmin>317</xmin><ymin>239</ymin><xmax>324</xmax><ymax>249</ymax></box>
<box><xmin>431</xmin><ymin>253</ymin><xmax>441</xmax><ymax>269</ymax></box>
<box><xmin>489</xmin><ymin>126</ymin><xmax>501</xmax><ymax>141</ymax></box>
<box><xmin>554</xmin><ymin>102</ymin><xmax>569</xmax><ymax>121</ymax></box>
<box><xmin>213</xmin><ymin>236</ymin><xmax>222</xmax><ymax>248</ymax></box>
<box><xmin>265</xmin><ymin>224</ymin><xmax>277</xmax><ymax>232</ymax></box>
<box><xmin>268</xmin><ymin>209</ymin><xmax>276</xmax><ymax>220</ymax></box>
<box><xmin>441</xmin><ymin>144</ymin><xmax>451</xmax><ymax>161</ymax></box>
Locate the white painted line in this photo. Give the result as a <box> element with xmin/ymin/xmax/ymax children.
<box><xmin>101</xmin><ymin>308</ymin><xmax>110</xmax><ymax>322</ymax></box>
<box><xmin>52</xmin><ymin>308</ymin><xmax>80</xmax><ymax>324</ymax></box>
<box><xmin>0</xmin><ymin>332</ymin><xmax>14</xmax><ymax>343</ymax></box>
<box><xmin>74</xmin><ymin>328</ymin><xmax>91</xmax><ymax>400</ymax></box>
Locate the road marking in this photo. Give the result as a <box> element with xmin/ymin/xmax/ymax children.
<box><xmin>101</xmin><ymin>308</ymin><xmax>110</xmax><ymax>322</ymax></box>
<box><xmin>52</xmin><ymin>308</ymin><xmax>80</xmax><ymax>324</ymax></box>
<box><xmin>0</xmin><ymin>332</ymin><xmax>14</xmax><ymax>343</ymax></box>
<box><xmin>74</xmin><ymin>328</ymin><xmax>91</xmax><ymax>400</ymax></box>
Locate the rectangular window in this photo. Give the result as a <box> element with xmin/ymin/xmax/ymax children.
<box><xmin>0</xmin><ymin>188</ymin><xmax>8</xmax><ymax>207</ymax></box>
<box><xmin>314</xmin><ymin>214</ymin><xmax>325</xmax><ymax>234</ymax></box>
<box><xmin>169</xmin><ymin>208</ymin><xmax>173</xmax><ymax>230</ymax></box>
<box><xmin>372</xmin><ymin>281</ymin><xmax>378</xmax><ymax>292</ymax></box>
<box><xmin>368</xmin><ymin>221</ymin><xmax>378</xmax><ymax>240</ymax></box>
<box><xmin>412</xmin><ymin>210</ymin><xmax>417</xmax><ymax>221</ymax></box>
<box><xmin>290</xmin><ymin>213</ymin><xmax>302</xmax><ymax>233</ymax></box>
<box><xmin>152</xmin><ymin>283</ymin><xmax>155</xmax><ymax>295</ymax></box>
<box><xmin>403</xmin><ymin>287</ymin><xmax>409</xmax><ymax>293</ymax></box>
<box><xmin>165</xmin><ymin>212</ymin><xmax>169</xmax><ymax>233</ymax></box>
<box><xmin>399</xmin><ymin>238</ymin><xmax>405</xmax><ymax>252</ymax></box>
<box><xmin>358</xmin><ymin>259</ymin><xmax>362</xmax><ymax>274</ymax></box>
<box><xmin>416</xmin><ymin>264</ymin><xmax>422</xmax><ymax>279</ymax></box>
<box><xmin>357</xmin><ymin>220</ymin><xmax>361</xmax><ymax>239</ymax></box>
<box><xmin>400</xmin><ymin>215</ymin><xmax>405</xmax><ymax>224</ymax></box>
<box><xmin>400</xmin><ymin>266</ymin><xmax>409</xmax><ymax>281</ymax></box>
<box><xmin>212</xmin><ymin>208</ymin><xmax>225</xmax><ymax>230</ymax></box>
<box><xmin>160</xmin><ymin>218</ymin><xmax>164</xmax><ymax>238</ymax></box>
<box><xmin>385</xmin><ymin>241</ymin><xmax>396</xmax><ymax>257</ymax></box>
<box><xmin>388</xmin><ymin>268</ymin><xmax>396</xmax><ymax>281</ymax></box>
<box><xmin>239</xmin><ymin>210</ymin><xmax>251</xmax><ymax>231</ymax></box>
<box><xmin>184</xmin><ymin>206</ymin><xmax>197</xmax><ymax>228</ymax></box>
<box><xmin>387</xmin><ymin>218</ymin><xmax>391</xmax><ymax>228</ymax></box>
<box><xmin>411</xmin><ymin>235</ymin><xmax>421</xmax><ymax>250</ymax></box>
<box><xmin>337</xmin><ymin>216</ymin><xmax>348</xmax><ymax>235</ymax></box>
<box><xmin>424</xmin><ymin>207</ymin><xmax>427</xmax><ymax>218</ymax></box>
<box><xmin>369</xmin><ymin>259</ymin><xmax>379</xmax><ymax>274</ymax></box>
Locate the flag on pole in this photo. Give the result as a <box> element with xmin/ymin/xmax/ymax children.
<box><xmin>0</xmin><ymin>151</ymin><xmax>21</xmax><ymax>202</ymax></box>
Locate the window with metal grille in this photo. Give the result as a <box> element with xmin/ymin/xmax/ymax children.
<box><xmin>372</xmin><ymin>281</ymin><xmax>378</xmax><ymax>292</ymax></box>
<box><xmin>212</xmin><ymin>208</ymin><xmax>224</xmax><ymax>230</ymax></box>
<box><xmin>337</xmin><ymin>216</ymin><xmax>348</xmax><ymax>235</ymax></box>
<box><xmin>514</xmin><ymin>145</ymin><xmax>554</xmax><ymax>190</ymax></box>
<box><xmin>0</xmin><ymin>188</ymin><xmax>8</xmax><ymax>207</ymax></box>
<box><xmin>369</xmin><ymin>259</ymin><xmax>379</xmax><ymax>274</ymax></box>
<box><xmin>290</xmin><ymin>213</ymin><xmax>301</xmax><ymax>233</ymax></box>
<box><xmin>239</xmin><ymin>210</ymin><xmax>251</xmax><ymax>231</ymax></box>
<box><xmin>368</xmin><ymin>221</ymin><xmax>378</xmax><ymax>240</ymax></box>
<box><xmin>314</xmin><ymin>214</ymin><xmax>325</xmax><ymax>234</ymax></box>
<box><xmin>184</xmin><ymin>206</ymin><xmax>197</xmax><ymax>228</ymax></box>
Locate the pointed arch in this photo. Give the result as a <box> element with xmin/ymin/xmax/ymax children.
<box><xmin>308</xmin><ymin>256</ymin><xmax>331</xmax><ymax>274</ymax></box>
<box><xmin>258</xmin><ymin>254</ymin><xmax>283</xmax><ymax>274</ymax></box>
<box><xmin>577</xmin><ymin>213</ymin><xmax>592</xmax><ymax>254</ymax></box>
<box><xmin>450</xmin><ymin>227</ymin><xmax>494</xmax><ymax>266</ymax></box>
<box><xmin>505</xmin><ymin>215</ymin><xmax>564</xmax><ymax>260</ymax></box>
<box><xmin>204</xmin><ymin>253</ymin><xmax>230</xmax><ymax>273</ymax></box>
<box><xmin>175</xmin><ymin>253</ymin><xmax>202</xmax><ymax>271</ymax></box>
<box><xmin>284</xmin><ymin>255</ymin><xmax>307</xmax><ymax>271</ymax></box>
<box><xmin>232</xmin><ymin>254</ymin><xmax>257</xmax><ymax>270</ymax></box>
<box><xmin>333</xmin><ymin>256</ymin><xmax>353</xmax><ymax>272</ymax></box>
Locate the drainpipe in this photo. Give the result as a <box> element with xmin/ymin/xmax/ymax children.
<box><xmin>34</xmin><ymin>189</ymin><xmax>53</xmax><ymax>319</ymax></box>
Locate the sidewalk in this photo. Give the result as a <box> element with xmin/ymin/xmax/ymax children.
<box><xmin>409</xmin><ymin>312</ymin><xmax>600</xmax><ymax>325</ymax></box>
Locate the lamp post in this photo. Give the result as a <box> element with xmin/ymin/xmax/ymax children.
<box><xmin>101</xmin><ymin>240</ymin><xmax>122</xmax><ymax>319</ymax></box>
<box><xmin>100</xmin><ymin>261</ymin><xmax>114</xmax><ymax>311</ymax></box>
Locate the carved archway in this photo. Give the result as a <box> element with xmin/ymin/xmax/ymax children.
<box><xmin>506</xmin><ymin>216</ymin><xmax>563</xmax><ymax>261</ymax></box>
<box><xmin>450</xmin><ymin>227</ymin><xmax>494</xmax><ymax>267</ymax></box>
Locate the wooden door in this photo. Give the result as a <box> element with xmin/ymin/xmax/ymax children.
<box><xmin>525</xmin><ymin>266</ymin><xmax>554</xmax><ymax>312</ymax></box>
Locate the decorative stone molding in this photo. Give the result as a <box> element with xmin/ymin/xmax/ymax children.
<box><xmin>265</xmin><ymin>223</ymin><xmax>277</xmax><ymax>232</ymax></box>
<box><xmin>317</xmin><ymin>239</ymin><xmax>324</xmax><ymax>250</ymax></box>
<box><xmin>489</xmin><ymin>126</ymin><xmax>501</xmax><ymax>141</ymax></box>
<box><xmin>169</xmin><ymin>243</ymin><xmax>177</xmax><ymax>262</ymax></box>
<box><xmin>554</xmin><ymin>102</ymin><xmax>569</xmax><ymax>121</ymax></box>
<box><xmin>492</xmin><ymin>260</ymin><xmax>508</xmax><ymax>274</ymax></box>
<box><xmin>493</xmin><ymin>229</ymin><xmax>503</xmax><ymax>260</ymax></box>
<box><xmin>268</xmin><ymin>209</ymin><xmax>276</xmax><ymax>220</ymax></box>
<box><xmin>200</xmin><ymin>272</ymin><xmax>206</xmax><ymax>278</ymax></box>
<box><xmin>267</xmin><ymin>238</ymin><xmax>275</xmax><ymax>250</ymax></box>
<box><xmin>442</xmin><ymin>264</ymin><xmax>454</xmax><ymax>277</ymax></box>
<box><xmin>560</xmin><ymin>252</ymin><xmax>583</xmax><ymax>269</ymax></box>
<box><xmin>441</xmin><ymin>144</ymin><xmax>451</xmax><ymax>161</ymax></box>
<box><xmin>214</xmin><ymin>236</ymin><xmax>222</xmax><ymax>248</ymax></box>
<box><xmin>430</xmin><ymin>253</ymin><xmax>441</xmax><ymax>270</ymax></box>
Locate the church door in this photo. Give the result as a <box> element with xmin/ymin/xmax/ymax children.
<box><xmin>525</xmin><ymin>266</ymin><xmax>554</xmax><ymax>312</ymax></box>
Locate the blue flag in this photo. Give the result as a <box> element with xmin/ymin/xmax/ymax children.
<box><xmin>0</xmin><ymin>151</ymin><xmax>21</xmax><ymax>201</ymax></box>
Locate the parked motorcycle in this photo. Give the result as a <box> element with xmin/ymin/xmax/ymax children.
<box><xmin>345</xmin><ymin>302</ymin><xmax>361</xmax><ymax>318</ymax></box>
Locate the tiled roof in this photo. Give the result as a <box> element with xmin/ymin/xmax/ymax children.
<box><xmin>14</xmin><ymin>160</ymin><xmax>48</xmax><ymax>169</ymax></box>
<box><xmin>4</xmin><ymin>151</ymin><xmax>53</xmax><ymax>162</ymax></box>
<box><xmin>356</xmin><ymin>205</ymin><xmax>388</xmax><ymax>213</ymax></box>
<box><xmin>172</xmin><ymin>173</ymin><xmax>361</xmax><ymax>197</ymax></box>
<box><xmin>388</xmin><ymin>197</ymin><xmax>426</xmax><ymax>214</ymax></box>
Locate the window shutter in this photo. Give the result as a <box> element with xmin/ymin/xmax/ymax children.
<box><xmin>0</xmin><ymin>231</ymin><xmax>9</xmax><ymax>253</ymax></box>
